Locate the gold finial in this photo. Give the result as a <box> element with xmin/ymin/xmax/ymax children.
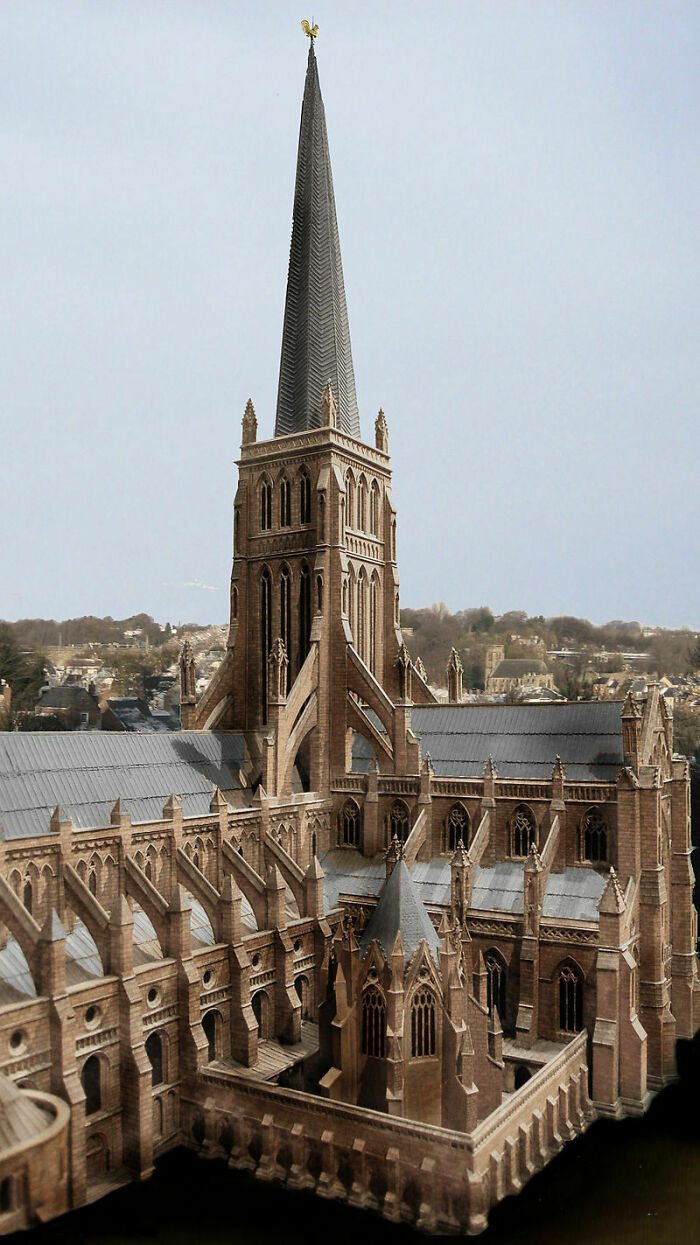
<box><xmin>301</xmin><ymin>19</ymin><xmax>319</xmax><ymax>42</ymax></box>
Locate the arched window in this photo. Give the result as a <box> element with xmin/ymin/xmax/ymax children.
<box><xmin>251</xmin><ymin>991</ymin><xmax>270</xmax><ymax>1040</ymax></box>
<box><xmin>0</xmin><ymin>1179</ymin><xmax>11</xmax><ymax>1214</ymax></box>
<box><xmin>318</xmin><ymin>492</ymin><xmax>325</xmax><ymax>540</ymax></box>
<box><xmin>485</xmin><ymin>950</ymin><xmax>507</xmax><ymax>1022</ymax></box>
<box><xmin>202</xmin><ymin>1009</ymin><xmax>221</xmax><ymax>1061</ymax></box>
<box><xmin>361</xmin><ymin>985</ymin><xmax>386</xmax><ymax>1057</ymax></box>
<box><xmin>23</xmin><ymin>880</ymin><xmax>32</xmax><ymax>914</ymax></box>
<box><xmin>299</xmin><ymin>470</ymin><xmax>311</xmax><ymax>525</ymax></box>
<box><xmin>514</xmin><ymin>1065</ymin><xmax>531</xmax><ymax>1089</ymax></box>
<box><xmin>260</xmin><ymin>567</ymin><xmax>272</xmax><ymax>720</ymax></box>
<box><xmin>145</xmin><ymin>859</ymin><xmax>153</xmax><ymax>881</ymax></box>
<box><xmin>511</xmin><ymin>804</ymin><xmax>535</xmax><ymax>857</ymax></box>
<box><xmin>88</xmin><ymin>868</ymin><xmax>98</xmax><ymax>896</ymax></box>
<box><xmin>232</xmin><ymin>585</ymin><xmax>238</xmax><ymax>619</ymax></box>
<box><xmin>447</xmin><ymin>804</ymin><xmax>470</xmax><ymax>851</ymax></box>
<box><xmin>357</xmin><ymin>570</ymin><xmax>367</xmax><ymax>663</ymax></box>
<box><xmin>369</xmin><ymin>574</ymin><xmax>379</xmax><ymax>674</ymax></box>
<box><xmin>348</xmin><ymin>567</ymin><xmax>356</xmax><ymax>636</ymax></box>
<box><xmin>391</xmin><ymin>518</ymin><xmax>397</xmax><ymax>561</ymax></box>
<box><xmin>260</xmin><ymin>477</ymin><xmax>272</xmax><ymax>531</ymax></box>
<box><xmin>357</xmin><ymin>477</ymin><xmax>366</xmax><ymax>531</ymax></box>
<box><xmin>346</xmin><ymin>473</ymin><xmax>355</xmax><ymax>527</ymax></box>
<box><xmin>234</xmin><ymin>509</ymin><xmax>240</xmax><ymax>550</ymax></box>
<box><xmin>81</xmin><ymin>1054</ymin><xmax>102</xmax><ymax>1115</ymax></box>
<box><xmin>294</xmin><ymin>974</ymin><xmax>310</xmax><ymax>1019</ymax></box>
<box><xmin>316</xmin><ymin>574</ymin><xmax>323</xmax><ymax>613</ymax></box>
<box><xmin>280</xmin><ymin>564</ymin><xmax>291</xmax><ymax>660</ymax></box>
<box><xmin>582</xmin><ymin>808</ymin><xmax>608</xmax><ymax>863</ymax></box>
<box><xmin>145</xmin><ymin>1032</ymin><xmax>164</xmax><ymax>1086</ymax></box>
<box><xmin>298</xmin><ymin>562</ymin><xmax>312</xmax><ymax>668</ymax></box>
<box><xmin>390</xmin><ymin>800</ymin><xmax>410</xmax><ymax>843</ymax></box>
<box><xmin>369</xmin><ymin>482</ymin><xmax>379</xmax><ymax>536</ymax></box>
<box><xmin>311</xmin><ymin>830</ymin><xmax>317</xmax><ymax>857</ymax></box>
<box><xmin>411</xmin><ymin>987</ymin><xmax>436</xmax><ymax>1057</ymax></box>
<box><xmin>279</xmin><ymin>475</ymin><xmax>291</xmax><ymax>527</ymax></box>
<box><xmin>558</xmin><ymin>964</ymin><xmax>583</xmax><ymax>1033</ymax></box>
<box><xmin>342</xmin><ymin>799</ymin><xmax>361</xmax><ymax>846</ymax></box>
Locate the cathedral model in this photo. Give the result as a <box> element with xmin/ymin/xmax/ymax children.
<box><xmin>0</xmin><ymin>34</ymin><xmax>697</xmax><ymax>1237</ymax></box>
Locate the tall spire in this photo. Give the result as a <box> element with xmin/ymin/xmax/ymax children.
<box><xmin>275</xmin><ymin>43</ymin><xmax>360</xmax><ymax>439</ymax></box>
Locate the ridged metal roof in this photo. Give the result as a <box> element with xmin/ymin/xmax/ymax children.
<box><xmin>0</xmin><ymin>732</ymin><xmax>245</xmax><ymax>839</ymax></box>
<box><xmin>410</xmin><ymin>702</ymin><xmax>624</xmax><ymax>781</ymax></box>
<box><xmin>274</xmin><ymin>45</ymin><xmax>360</xmax><ymax>438</ymax></box>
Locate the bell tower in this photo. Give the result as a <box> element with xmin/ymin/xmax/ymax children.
<box><xmin>191</xmin><ymin>38</ymin><xmax>433</xmax><ymax>793</ymax></box>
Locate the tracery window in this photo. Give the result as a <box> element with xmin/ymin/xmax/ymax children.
<box><xmin>342</xmin><ymin>799</ymin><xmax>361</xmax><ymax>847</ymax></box>
<box><xmin>558</xmin><ymin>964</ymin><xmax>583</xmax><ymax>1033</ymax></box>
<box><xmin>390</xmin><ymin>800</ymin><xmax>410</xmax><ymax>843</ymax></box>
<box><xmin>361</xmin><ymin>985</ymin><xmax>386</xmax><ymax>1057</ymax></box>
<box><xmin>260</xmin><ymin>477</ymin><xmax>272</xmax><ymax>531</ymax></box>
<box><xmin>485</xmin><ymin>950</ymin><xmax>506</xmax><ymax>1021</ymax></box>
<box><xmin>511</xmin><ymin>804</ymin><xmax>535</xmax><ymax>857</ymax></box>
<box><xmin>447</xmin><ymin>803</ymin><xmax>470</xmax><ymax>852</ymax></box>
<box><xmin>582</xmin><ymin>808</ymin><xmax>608</xmax><ymax>863</ymax></box>
<box><xmin>411</xmin><ymin>987</ymin><xmax>436</xmax><ymax>1057</ymax></box>
<box><xmin>299</xmin><ymin>470</ymin><xmax>311</xmax><ymax>525</ymax></box>
<box><xmin>279</xmin><ymin>475</ymin><xmax>291</xmax><ymax>527</ymax></box>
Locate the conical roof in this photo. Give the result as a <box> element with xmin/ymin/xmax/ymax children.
<box><xmin>0</xmin><ymin>1074</ymin><xmax>51</xmax><ymax>1152</ymax></box>
<box><xmin>275</xmin><ymin>45</ymin><xmax>360</xmax><ymax>439</ymax></box>
<box><xmin>358</xmin><ymin>859</ymin><xmax>440</xmax><ymax>964</ymax></box>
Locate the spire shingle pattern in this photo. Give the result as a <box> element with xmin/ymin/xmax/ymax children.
<box><xmin>275</xmin><ymin>46</ymin><xmax>360</xmax><ymax>439</ymax></box>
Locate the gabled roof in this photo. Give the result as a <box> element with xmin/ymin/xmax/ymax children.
<box><xmin>37</xmin><ymin>685</ymin><xmax>95</xmax><ymax>708</ymax></box>
<box><xmin>358</xmin><ymin>859</ymin><xmax>441</xmax><ymax>964</ymax></box>
<box><xmin>491</xmin><ymin>659</ymin><xmax>549</xmax><ymax>678</ymax></box>
<box><xmin>0</xmin><ymin>731</ymin><xmax>245</xmax><ymax>839</ymax></box>
<box><xmin>275</xmin><ymin>45</ymin><xmax>360</xmax><ymax>439</ymax></box>
<box><xmin>409</xmin><ymin>701</ymin><xmax>624</xmax><ymax>781</ymax></box>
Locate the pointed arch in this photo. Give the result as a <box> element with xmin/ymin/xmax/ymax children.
<box><xmin>298</xmin><ymin>561</ymin><xmax>312</xmax><ymax>669</ymax></box>
<box><xmin>345</xmin><ymin>470</ymin><xmax>355</xmax><ymax>528</ymax></box>
<box><xmin>410</xmin><ymin>986</ymin><xmax>436</xmax><ymax>1057</ymax></box>
<box><xmin>356</xmin><ymin>475</ymin><xmax>367</xmax><ymax>531</ymax></box>
<box><xmin>446</xmin><ymin>803</ymin><xmax>470</xmax><ymax>852</ymax></box>
<box><xmin>259</xmin><ymin>474</ymin><xmax>272</xmax><ymax>531</ymax></box>
<box><xmin>369</xmin><ymin>480</ymin><xmax>380</xmax><ymax>536</ymax></box>
<box><xmin>510</xmin><ymin>804</ymin><xmax>535</xmax><ymax>857</ymax></box>
<box><xmin>484</xmin><ymin>948</ymin><xmax>507</xmax><ymax>1022</ymax></box>
<box><xmin>361</xmin><ymin>984</ymin><xmax>386</xmax><ymax>1057</ymax></box>
<box><xmin>348</xmin><ymin>564</ymin><xmax>357</xmax><ymax>637</ymax></box>
<box><xmin>341</xmin><ymin>798</ymin><xmax>361</xmax><ymax>847</ymax></box>
<box><xmin>369</xmin><ymin>571</ymin><xmax>379</xmax><ymax>674</ymax></box>
<box><xmin>556</xmin><ymin>958</ymin><xmax>584</xmax><ymax>1033</ymax></box>
<box><xmin>389</xmin><ymin>800</ymin><xmax>410</xmax><ymax>843</ymax></box>
<box><xmin>279</xmin><ymin>471</ymin><xmax>291</xmax><ymax>527</ymax></box>
<box><xmin>279</xmin><ymin>563</ymin><xmax>292</xmax><ymax>669</ymax></box>
<box><xmin>260</xmin><ymin>565</ymin><xmax>272</xmax><ymax>721</ymax></box>
<box><xmin>357</xmin><ymin>567</ymin><xmax>367</xmax><ymax>664</ymax></box>
<box><xmin>581</xmin><ymin>807</ymin><xmax>608</xmax><ymax>863</ymax></box>
<box><xmin>299</xmin><ymin>466</ymin><xmax>311</xmax><ymax>525</ymax></box>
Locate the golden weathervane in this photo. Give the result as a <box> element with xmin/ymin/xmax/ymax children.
<box><xmin>301</xmin><ymin>19</ymin><xmax>319</xmax><ymax>42</ymax></box>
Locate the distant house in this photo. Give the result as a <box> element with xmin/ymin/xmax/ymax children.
<box><xmin>484</xmin><ymin>645</ymin><xmax>555</xmax><ymax>695</ymax></box>
<box><xmin>34</xmin><ymin>684</ymin><xmax>100</xmax><ymax>729</ymax></box>
<box><xmin>101</xmin><ymin>697</ymin><xmax>180</xmax><ymax>733</ymax></box>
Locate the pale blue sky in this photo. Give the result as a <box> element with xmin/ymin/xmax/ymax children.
<box><xmin>1</xmin><ymin>1</ymin><xmax>698</xmax><ymax>628</ymax></box>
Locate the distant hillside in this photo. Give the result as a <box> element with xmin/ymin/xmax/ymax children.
<box><xmin>1</xmin><ymin>614</ymin><xmax>211</xmax><ymax>651</ymax></box>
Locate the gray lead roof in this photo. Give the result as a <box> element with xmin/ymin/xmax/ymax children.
<box><xmin>0</xmin><ymin>732</ymin><xmax>245</xmax><ymax>839</ymax></box>
<box><xmin>358</xmin><ymin>859</ymin><xmax>442</xmax><ymax>964</ymax></box>
<box><xmin>409</xmin><ymin>701</ymin><xmax>625</xmax><ymax>781</ymax></box>
<box><xmin>274</xmin><ymin>46</ymin><xmax>360</xmax><ymax>439</ymax></box>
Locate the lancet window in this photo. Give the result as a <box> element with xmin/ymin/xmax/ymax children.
<box><xmin>346</xmin><ymin>473</ymin><xmax>355</xmax><ymax>528</ymax></box>
<box><xmin>260</xmin><ymin>567</ymin><xmax>272</xmax><ymax>720</ymax></box>
<box><xmin>299</xmin><ymin>469</ymin><xmax>311</xmax><ymax>525</ymax></box>
<box><xmin>558</xmin><ymin>964</ymin><xmax>583</xmax><ymax>1033</ymax></box>
<box><xmin>260</xmin><ymin>477</ymin><xmax>272</xmax><ymax>531</ymax></box>
<box><xmin>411</xmin><ymin>987</ymin><xmax>436</xmax><ymax>1057</ymax></box>
<box><xmin>81</xmin><ymin>1055</ymin><xmax>102</xmax><ymax>1115</ymax></box>
<box><xmin>280</xmin><ymin>565</ymin><xmax>291</xmax><ymax>660</ymax></box>
<box><xmin>361</xmin><ymin>985</ymin><xmax>386</xmax><ymax>1057</ymax></box>
<box><xmin>369</xmin><ymin>481</ymin><xmax>379</xmax><ymax>536</ymax></box>
<box><xmin>582</xmin><ymin>808</ymin><xmax>608</xmax><ymax>863</ymax></box>
<box><xmin>298</xmin><ymin>562</ymin><xmax>312</xmax><ymax>668</ymax></box>
<box><xmin>511</xmin><ymin>804</ymin><xmax>535</xmax><ymax>857</ymax></box>
<box><xmin>485</xmin><ymin>950</ymin><xmax>507</xmax><ymax>1021</ymax></box>
<box><xmin>356</xmin><ymin>477</ymin><xmax>366</xmax><ymax>531</ymax></box>
<box><xmin>279</xmin><ymin>475</ymin><xmax>291</xmax><ymax>527</ymax></box>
